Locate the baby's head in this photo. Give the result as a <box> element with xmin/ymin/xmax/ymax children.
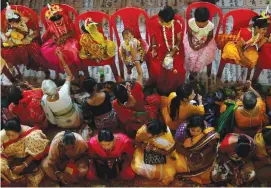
<box><xmin>194</xmin><ymin>7</ymin><xmax>210</xmax><ymax>28</ymax></box>
<box><xmin>187</xmin><ymin>115</ymin><xmax>205</xmax><ymax>137</ymax></box>
<box><xmin>122</xmin><ymin>29</ymin><xmax>134</xmax><ymax>41</ymax></box>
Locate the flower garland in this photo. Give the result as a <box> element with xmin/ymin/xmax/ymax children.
<box><xmin>244</xmin><ymin>27</ymin><xmax>260</xmax><ymax>50</ymax></box>
<box><xmin>162</xmin><ymin>20</ymin><xmax>175</xmax><ymax>52</ymax></box>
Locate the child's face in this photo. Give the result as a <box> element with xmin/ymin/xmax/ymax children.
<box><xmin>189</xmin><ymin>127</ymin><xmax>202</xmax><ymax>137</ymax></box>
<box><xmin>123</xmin><ymin>31</ymin><xmax>133</xmax><ymax>41</ymax></box>
<box><xmin>255</xmin><ymin>27</ymin><xmax>267</xmax><ymax>36</ymax></box>
<box><xmin>195</xmin><ymin>20</ymin><xmax>209</xmax><ymax>28</ymax></box>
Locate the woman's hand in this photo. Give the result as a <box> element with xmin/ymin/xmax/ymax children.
<box><xmin>197</xmin><ymin>94</ymin><xmax>203</xmax><ymax>103</ymax></box>
<box><xmin>12</xmin><ymin>165</ymin><xmax>25</xmax><ymax>175</ymax></box>
<box><xmin>145</xmin><ymin>143</ymin><xmax>154</xmax><ymax>151</ymax></box>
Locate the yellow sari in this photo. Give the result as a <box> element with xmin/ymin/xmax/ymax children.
<box><xmin>161</xmin><ymin>92</ymin><xmax>205</xmax><ymax>130</ymax></box>
<box><xmin>131</xmin><ymin>125</ymin><xmax>176</xmax><ymax>185</ymax></box>
<box><xmin>222</xmin><ymin>28</ymin><xmax>260</xmax><ymax>69</ymax></box>
<box><xmin>1</xmin><ymin>125</ymin><xmax>49</xmax><ymax>187</ymax></box>
<box><xmin>173</xmin><ymin>127</ymin><xmax>219</xmax><ymax>185</ymax></box>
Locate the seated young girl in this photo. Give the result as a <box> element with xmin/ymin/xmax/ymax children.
<box><xmin>119</xmin><ymin>29</ymin><xmax>146</xmax><ymax>75</ymax></box>
<box><xmin>79</xmin><ymin>18</ymin><xmax>116</xmax><ymax>61</ymax></box>
<box><xmin>174</xmin><ymin>115</ymin><xmax>219</xmax><ymax>185</ymax></box>
<box><xmin>222</xmin><ymin>14</ymin><xmax>270</xmax><ymax>77</ymax></box>
<box><xmin>184</xmin><ymin>7</ymin><xmax>217</xmax><ymax>77</ymax></box>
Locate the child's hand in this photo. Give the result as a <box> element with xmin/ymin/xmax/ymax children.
<box><xmin>236</xmin><ymin>38</ymin><xmax>245</xmax><ymax>47</ymax></box>
<box><xmin>151</xmin><ymin>48</ymin><xmax>157</xmax><ymax>57</ymax></box>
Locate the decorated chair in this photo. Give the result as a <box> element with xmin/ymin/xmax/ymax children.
<box><xmin>186</xmin><ymin>2</ymin><xmax>223</xmax><ymax>77</ymax></box>
<box><xmin>1</xmin><ymin>5</ymin><xmax>41</xmax><ymax>79</ymax></box>
<box><xmin>40</xmin><ymin>4</ymin><xmax>78</xmax><ymax>30</ymax></box>
<box><xmin>216</xmin><ymin>9</ymin><xmax>258</xmax><ymax>79</ymax></box>
<box><xmin>74</xmin><ymin>11</ymin><xmax>121</xmax><ymax>82</ymax></box>
<box><xmin>252</xmin><ymin>17</ymin><xmax>271</xmax><ymax>81</ymax></box>
<box><xmin>111</xmin><ymin>7</ymin><xmax>149</xmax><ymax>79</ymax></box>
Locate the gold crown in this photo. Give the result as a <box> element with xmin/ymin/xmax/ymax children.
<box><xmin>45</xmin><ymin>4</ymin><xmax>62</xmax><ymax>19</ymax></box>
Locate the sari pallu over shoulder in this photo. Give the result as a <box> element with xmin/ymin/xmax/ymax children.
<box><xmin>175</xmin><ymin>124</ymin><xmax>219</xmax><ymax>177</ymax></box>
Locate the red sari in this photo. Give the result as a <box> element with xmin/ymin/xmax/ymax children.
<box><xmin>8</xmin><ymin>89</ymin><xmax>46</xmax><ymax>128</ymax></box>
<box><xmin>87</xmin><ymin>133</ymin><xmax>135</xmax><ymax>180</ymax></box>
<box><xmin>113</xmin><ymin>82</ymin><xmax>161</xmax><ymax>133</ymax></box>
<box><xmin>147</xmin><ymin>17</ymin><xmax>185</xmax><ymax>94</ymax></box>
<box><xmin>41</xmin><ymin>14</ymin><xmax>81</xmax><ymax>75</ymax></box>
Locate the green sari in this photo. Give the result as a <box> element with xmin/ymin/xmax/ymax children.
<box><xmin>216</xmin><ymin>102</ymin><xmax>238</xmax><ymax>140</ymax></box>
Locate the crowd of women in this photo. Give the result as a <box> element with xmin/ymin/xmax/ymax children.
<box><xmin>1</xmin><ymin>1</ymin><xmax>271</xmax><ymax>187</ymax></box>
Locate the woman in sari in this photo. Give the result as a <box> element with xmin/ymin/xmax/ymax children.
<box><xmin>161</xmin><ymin>84</ymin><xmax>205</xmax><ymax>132</ymax></box>
<box><xmin>212</xmin><ymin>133</ymin><xmax>256</xmax><ymax>186</ymax></box>
<box><xmin>147</xmin><ymin>6</ymin><xmax>185</xmax><ymax>94</ymax></box>
<box><xmin>41</xmin><ymin>4</ymin><xmax>88</xmax><ymax>78</ymax></box>
<box><xmin>7</xmin><ymin>85</ymin><xmax>48</xmax><ymax>130</ymax></box>
<box><xmin>254</xmin><ymin>126</ymin><xmax>271</xmax><ymax>185</ymax></box>
<box><xmin>113</xmin><ymin>58</ymin><xmax>160</xmax><ymax>138</ymax></box>
<box><xmin>1</xmin><ymin>118</ymin><xmax>49</xmax><ymax>187</ymax></box>
<box><xmin>131</xmin><ymin>120</ymin><xmax>176</xmax><ymax>185</ymax></box>
<box><xmin>221</xmin><ymin>14</ymin><xmax>270</xmax><ymax>79</ymax></box>
<box><xmin>41</xmin><ymin>50</ymin><xmax>83</xmax><ymax>129</ymax></box>
<box><xmin>82</xmin><ymin>77</ymin><xmax>118</xmax><ymax>132</ymax></box>
<box><xmin>41</xmin><ymin>131</ymin><xmax>88</xmax><ymax>185</ymax></box>
<box><xmin>174</xmin><ymin>115</ymin><xmax>219</xmax><ymax>185</ymax></box>
<box><xmin>1</xmin><ymin>3</ymin><xmax>48</xmax><ymax>76</ymax></box>
<box><xmin>87</xmin><ymin>129</ymin><xmax>135</xmax><ymax>180</ymax></box>
<box><xmin>234</xmin><ymin>81</ymin><xmax>269</xmax><ymax>137</ymax></box>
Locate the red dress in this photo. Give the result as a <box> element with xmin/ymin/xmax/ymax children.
<box><xmin>1</xmin><ymin>17</ymin><xmax>47</xmax><ymax>71</ymax></box>
<box><xmin>8</xmin><ymin>89</ymin><xmax>46</xmax><ymax>128</ymax></box>
<box><xmin>148</xmin><ymin>17</ymin><xmax>186</xmax><ymax>94</ymax></box>
<box><xmin>113</xmin><ymin>82</ymin><xmax>161</xmax><ymax>132</ymax></box>
<box><xmin>41</xmin><ymin>14</ymin><xmax>81</xmax><ymax>75</ymax></box>
<box><xmin>87</xmin><ymin>133</ymin><xmax>135</xmax><ymax>180</ymax></box>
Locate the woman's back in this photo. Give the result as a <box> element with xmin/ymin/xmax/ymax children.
<box><xmin>87</xmin><ymin>91</ymin><xmax>112</xmax><ymax>117</ymax></box>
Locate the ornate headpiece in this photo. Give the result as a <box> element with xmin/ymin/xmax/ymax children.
<box><xmin>45</xmin><ymin>4</ymin><xmax>63</xmax><ymax>19</ymax></box>
<box><xmin>5</xmin><ymin>2</ymin><xmax>19</xmax><ymax>20</ymax></box>
<box><xmin>258</xmin><ymin>5</ymin><xmax>270</xmax><ymax>20</ymax></box>
<box><xmin>84</xmin><ymin>18</ymin><xmax>98</xmax><ymax>32</ymax></box>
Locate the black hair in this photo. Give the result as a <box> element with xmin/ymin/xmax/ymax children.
<box><xmin>187</xmin><ymin>115</ymin><xmax>205</xmax><ymax>130</ymax></box>
<box><xmin>252</xmin><ymin>16</ymin><xmax>270</xmax><ymax>29</ymax></box>
<box><xmin>122</xmin><ymin>29</ymin><xmax>132</xmax><ymax>37</ymax></box>
<box><xmin>4</xmin><ymin>118</ymin><xmax>21</xmax><ymax>132</ymax></box>
<box><xmin>62</xmin><ymin>131</ymin><xmax>76</xmax><ymax>146</ymax></box>
<box><xmin>194</xmin><ymin>7</ymin><xmax>210</xmax><ymax>22</ymax></box>
<box><xmin>113</xmin><ymin>84</ymin><xmax>129</xmax><ymax>104</ymax></box>
<box><xmin>170</xmin><ymin>84</ymin><xmax>193</xmax><ymax>120</ymax></box>
<box><xmin>98</xmin><ymin>129</ymin><xmax>114</xmax><ymax>142</ymax></box>
<box><xmin>7</xmin><ymin>12</ymin><xmax>21</xmax><ymax>23</ymax></box>
<box><xmin>49</xmin><ymin>14</ymin><xmax>63</xmax><ymax>22</ymax></box>
<box><xmin>8</xmin><ymin>86</ymin><xmax>23</xmax><ymax>105</ymax></box>
<box><xmin>81</xmin><ymin>24</ymin><xmax>89</xmax><ymax>33</ymax></box>
<box><xmin>83</xmin><ymin>77</ymin><xmax>97</xmax><ymax>94</ymax></box>
<box><xmin>158</xmin><ymin>6</ymin><xmax>176</xmax><ymax>23</ymax></box>
<box><xmin>235</xmin><ymin>135</ymin><xmax>251</xmax><ymax>158</ymax></box>
<box><xmin>146</xmin><ymin>120</ymin><xmax>167</xmax><ymax>136</ymax></box>
<box><xmin>262</xmin><ymin>127</ymin><xmax>271</xmax><ymax>146</ymax></box>
<box><xmin>214</xmin><ymin>89</ymin><xmax>226</xmax><ymax>102</ymax></box>
<box><xmin>243</xmin><ymin>91</ymin><xmax>257</xmax><ymax>110</ymax></box>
